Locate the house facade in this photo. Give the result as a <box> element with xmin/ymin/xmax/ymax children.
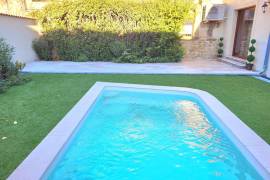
<box><xmin>0</xmin><ymin>14</ymin><xmax>40</xmax><ymax>63</ymax></box>
<box><xmin>0</xmin><ymin>0</ymin><xmax>49</xmax><ymax>16</ymax></box>
<box><xmin>0</xmin><ymin>0</ymin><xmax>43</xmax><ymax>63</ymax></box>
<box><xmin>190</xmin><ymin>0</ymin><xmax>270</xmax><ymax>77</ymax></box>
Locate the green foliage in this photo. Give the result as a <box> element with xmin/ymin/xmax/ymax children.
<box><xmin>246</xmin><ymin>39</ymin><xmax>256</xmax><ymax>64</ymax></box>
<box><xmin>33</xmin><ymin>30</ymin><xmax>184</xmax><ymax>63</ymax></box>
<box><xmin>15</xmin><ymin>61</ymin><xmax>26</xmax><ymax>71</ymax></box>
<box><xmin>218</xmin><ymin>42</ymin><xmax>224</xmax><ymax>47</ymax></box>
<box><xmin>0</xmin><ymin>79</ymin><xmax>8</xmax><ymax>93</ymax></box>
<box><xmin>34</xmin><ymin>0</ymin><xmax>194</xmax><ymax>33</ymax></box>
<box><xmin>0</xmin><ymin>38</ymin><xmax>16</xmax><ymax>80</ymax></box>
<box><xmin>33</xmin><ymin>38</ymin><xmax>52</xmax><ymax>60</ymax></box>
<box><xmin>109</xmin><ymin>41</ymin><xmax>127</xmax><ymax>58</ymax></box>
<box><xmin>32</xmin><ymin>0</ymin><xmax>194</xmax><ymax>63</ymax></box>
<box><xmin>0</xmin><ymin>38</ymin><xmax>13</xmax><ymax>63</ymax></box>
<box><xmin>251</xmin><ymin>39</ymin><xmax>256</xmax><ymax>44</ymax></box>
<box><xmin>249</xmin><ymin>46</ymin><xmax>255</xmax><ymax>53</ymax></box>
<box><xmin>247</xmin><ymin>54</ymin><xmax>255</xmax><ymax>63</ymax></box>
<box><xmin>0</xmin><ymin>38</ymin><xmax>30</xmax><ymax>93</ymax></box>
<box><xmin>218</xmin><ymin>49</ymin><xmax>223</xmax><ymax>54</ymax></box>
<box><xmin>217</xmin><ymin>37</ymin><xmax>224</xmax><ymax>57</ymax></box>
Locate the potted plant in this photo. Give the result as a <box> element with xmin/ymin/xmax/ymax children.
<box><xmin>246</xmin><ymin>39</ymin><xmax>256</xmax><ymax>70</ymax></box>
<box><xmin>217</xmin><ymin>37</ymin><xmax>224</xmax><ymax>57</ymax></box>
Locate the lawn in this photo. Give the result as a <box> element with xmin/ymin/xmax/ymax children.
<box><xmin>0</xmin><ymin>74</ymin><xmax>270</xmax><ymax>179</ymax></box>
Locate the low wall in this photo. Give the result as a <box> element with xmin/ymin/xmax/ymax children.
<box><xmin>182</xmin><ymin>38</ymin><xmax>218</xmax><ymax>59</ymax></box>
<box><xmin>0</xmin><ymin>14</ymin><xmax>40</xmax><ymax>63</ymax></box>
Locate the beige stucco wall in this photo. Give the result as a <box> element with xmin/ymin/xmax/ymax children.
<box><xmin>251</xmin><ymin>1</ymin><xmax>270</xmax><ymax>74</ymax></box>
<box><xmin>224</xmin><ymin>0</ymin><xmax>256</xmax><ymax>9</ymax></box>
<box><xmin>193</xmin><ymin>0</ymin><xmax>270</xmax><ymax>77</ymax></box>
<box><xmin>193</xmin><ymin>0</ymin><xmax>225</xmax><ymax>39</ymax></box>
<box><xmin>0</xmin><ymin>15</ymin><xmax>40</xmax><ymax>63</ymax></box>
<box><xmin>222</xmin><ymin>0</ymin><xmax>270</xmax><ymax>75</ymax></box>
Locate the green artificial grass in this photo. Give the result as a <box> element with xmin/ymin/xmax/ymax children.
<box><xmin>0</xmin><ymin>74</ymin><xmax>270</xmax><ymax>179</ymax></box>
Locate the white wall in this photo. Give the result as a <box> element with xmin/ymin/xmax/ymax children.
<box><xmin>222</xmin><ymin>5</ymin><xmax>238</xmax><ymax>57</ymax></box>
<box><xmin>222</xmin><ymin>0</ymin><xmax>270</xmax><ymax>75</ymax></box>
<box><xmin>0</xmin><ymin>15</ymin><xmax>40</xmax><ymax>63</ymax></box>
<box><xmin>251</xmin><ymin>1</ymin><xmax>270</xmax><ymax>73</ymax></box>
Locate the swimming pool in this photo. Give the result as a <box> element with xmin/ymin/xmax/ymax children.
<box><xmin>8</xmin><ymin>82</ymin><xmax>270</xmax><ymax>180</ymax></box>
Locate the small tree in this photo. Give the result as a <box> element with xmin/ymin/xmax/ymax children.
<box><xmin>246</xmin><ymin>39</ymin><xmax>256</xmax><ymax>70</ymax></box>
<box><xmin>217</xmin><ymin>37</ymin><xmax>224</xmax><ymax>57</ymax></box>
<box><xmin>247</xmin><ymin>39</ymin><xmax>256</xmax><ymax>64</ymax></box>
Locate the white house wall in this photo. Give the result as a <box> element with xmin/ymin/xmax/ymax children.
<box><xmin>250</xmin><ymin>1</ymin><xmax>270</xmax><ymax>74</ymax></box>
<box><xmin>0</xmin><ymin>15</ymin><xmax>40</xmax><ymax>63</ymax></box>
<box><xmin>223</xmin><ymin>0</ymin><xmax>270</xmax><ymax>75</ymax></box>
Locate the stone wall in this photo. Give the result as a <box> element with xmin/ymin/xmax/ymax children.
<box><xmin>181</xmin><ymin>38</ymin><xmax>218</xmax><ymax>59</ymax></box>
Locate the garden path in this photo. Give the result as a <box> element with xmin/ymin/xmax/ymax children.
<box><xmin>23</xmin><ymin>59</ymin><xmax>259</xmax><ymax>75</ymax></box>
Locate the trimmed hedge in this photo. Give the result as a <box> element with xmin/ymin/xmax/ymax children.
<box><xmin>33</xmin><ymin>0</ymin><xmax>194</xmax><ymax>63</ymax></box>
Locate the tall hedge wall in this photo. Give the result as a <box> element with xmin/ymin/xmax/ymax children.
<box><xmin>33</xmin><ymin>0</ymin><xmax>194</xmax><ymax>63</ymax></box>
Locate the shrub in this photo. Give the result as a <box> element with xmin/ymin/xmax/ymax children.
<box><xmin>33</xmin><ymin>37</ymin><xmax>52</xmax><ymax>60</ymax></box>
<box><xmin>0</xmin><ymin>38</ymin><xmax>30</xmax><ymax>93</ymax></box>
<box><xmin>217</xmin><ymin>37</ymin><xmax>224</xmax><ymax>57</ymax></box>
<box><xmin>32</xmin><ymin>0</ymin><xmax>194</xmax><ymax>63</ymax></box>
<box><xmin>247</xmin><ymin>39</ymin><xmax>256</xmax><ymax>64</ymax></box>
<box><xmin>0</xmin><ymin>79</ymin><xmax>8</xmax><ymax>93</ymax></box>
<box><xmin>218</xmin><ymin>49</ymin><xmax>223</xmax><ymax>54</ymax></box>
<box><xmin>15</xmin><ymin>61</ymin><xmax>26</xmax><ymax>71</ymax></box>
<box><xmin>0</xmin><ymin>38</ymin><xmax>16</xmax><ymax>79</ymax></box>
<box><xmin>251</xmin><ymin>39</ymin><xmax>256</xmax><ymax>44</ymax></box>
<box><xmin>247</xmin><ymin>54</ymin><xmax>255</xmax><ymax>62</ymax></box>
<box><xmin>249</xmin><ymin>46</ymin><xmax>255</xmax><ymax>53</ymax></box>
<box><xmin>33</xmin><ymin>30</ymin><xmax>184</xmax><ymax>63</ymax></box>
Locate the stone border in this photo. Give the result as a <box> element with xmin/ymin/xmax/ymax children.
<box><xmin>8</xmin><ymin>82</ymin><xmax>270</xmax><ymax>179</ymax></box>
<box><xmin>22</xmin><ymin>61</ymin><xmax>260</xmax><ymax>75</ymax></box>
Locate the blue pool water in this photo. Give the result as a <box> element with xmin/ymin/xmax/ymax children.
<box><xmin>44</xmin><ymin>87</ymin><xmax>263</xmax><ymax>179</ymax></box>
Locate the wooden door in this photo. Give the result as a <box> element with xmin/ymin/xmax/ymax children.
<box><xmin>233</xmin><ymin>7</ymin><xmax>255</xmax><ymax>59</ymax></box>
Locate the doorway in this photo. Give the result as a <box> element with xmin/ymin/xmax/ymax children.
<box><xmin>233</xmin><ymin>7</ymin><xmax>255</xmax><ymax>59</ymax></box>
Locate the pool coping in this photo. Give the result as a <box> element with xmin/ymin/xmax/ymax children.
<box><xmin>8</xmin><ymin>82</ymin><xmax>270</xmax><ymax>179</ymax></box>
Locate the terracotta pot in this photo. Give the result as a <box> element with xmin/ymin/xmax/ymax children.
<box><xmin>246</xmin><ymin>63</ymin><xmax>253</xmax><ymax>70</ymax></box>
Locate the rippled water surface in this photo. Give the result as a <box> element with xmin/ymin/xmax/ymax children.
<box><xmin>45</xmin><ymin>87</ymin><xmax>262</xmax><ymax>180</ymax></box>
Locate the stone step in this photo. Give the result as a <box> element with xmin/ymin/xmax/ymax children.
<box><xmin>219</xmin><ymin>57</ymin><xmax>246</xmax><ymax>69</ymax></box>
<box><xmin>224</xmin><ymin>56</ymin><xmax>246</xmax><ymax>64</ymax></box>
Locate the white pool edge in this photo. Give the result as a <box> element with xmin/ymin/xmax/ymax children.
<box><xmin>8</xmin><ymin>82</ymin><xmax>270</xmax><ymax>180</ymax></box>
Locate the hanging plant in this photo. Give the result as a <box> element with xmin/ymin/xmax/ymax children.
<box><xmin>217</xmin><ymin>37</ymin><xmax>224</xmax><ymax>57</ymax></box>
<box><xmin>246</xmin><ymin>39</ymin><xmax>256</xmax><ymax>70</ymax></box>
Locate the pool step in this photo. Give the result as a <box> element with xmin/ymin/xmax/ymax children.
<box><xmin>219</xmin><ymin>56</ymin><xmax>246</xmax><ymax>69</ymax></box>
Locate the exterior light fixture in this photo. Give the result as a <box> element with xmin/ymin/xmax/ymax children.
<box><xmin>262</xmin><ymin>1</ymin><xmax>270</xmax><ymax>13</ymax></box>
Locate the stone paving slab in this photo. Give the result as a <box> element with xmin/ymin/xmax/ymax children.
<box><xmin>22</xmin><ymin>59</ymin><xmax>259</xmax><ymax>75</ymax></box>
